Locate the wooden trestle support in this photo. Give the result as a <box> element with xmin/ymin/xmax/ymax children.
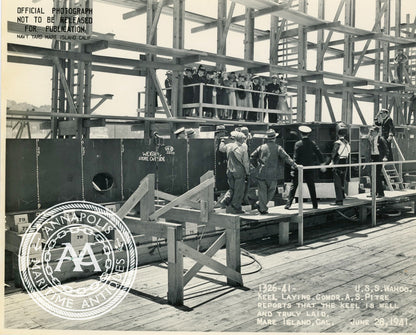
<box><xmin>116</xmin><ymin>170</ymin><xmax>242</xmax><ymax>306</ymax></box>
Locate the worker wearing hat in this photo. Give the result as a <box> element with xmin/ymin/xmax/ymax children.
<box><xmin>329</xmin><ymin>126</ymin><xmax>351</xmax><ymax>205</ymax></box>
<box><xmin>363</xmin><ymin>125</ymin><xmax>389</xmax><ymax>198</ymax></box>
<box><xmin>251</xmin><ymin>129</ymin><xmax>297</xmax><ymax>214</ymax></box>
<box><xmin>285</xmin><ymin>125</ymin><xmax>325</xmax><ymax>210</ymax></box>
<box><xmin>165</xmin><ymin>71</ymin><xmax>173</xmax><ymax>105</ymax></box>
<box><xmin>374</xmin><ymin>108</ymin><xmax>395</xmax><ymax>161</ymax></box>
<box><xmin>183</xmin><ymin>68</ymin><xmax>194</xmax><ymax>116</ymax></box>
<box><xmin>193</xmin><ymin>65</ymin><xmax>207</xmax><ymax>116</ymax></box>
<box><xmin>219</xmin><ymin>131</ymin><xmax>250</xmax><ymax>214</ymax></box>
<box><xmin>249</xmin><ymin>76</ymin><xmax>261</xmax><ymax>120</ymax></box>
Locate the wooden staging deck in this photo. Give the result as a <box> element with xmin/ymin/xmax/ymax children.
<box><xmin>4</xmin><ymin>194</ymin><xmax>416</xmax><ymax>332</ymax></box>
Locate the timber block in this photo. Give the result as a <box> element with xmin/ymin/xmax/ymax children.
<box><xmin>279</xmin><ymin>221</ymin><xmax>290</xmax><ymax>245</ymax></box>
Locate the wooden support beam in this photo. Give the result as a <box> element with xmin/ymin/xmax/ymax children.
<box><xmin>353</xmin><ymin>2</ymin><xmax>387</xmax><ymax>76</ymax></box>
<box><xmin>297</xmin><ymin>0</ymin><xmax>307</xmax><ymax>122</ymax></box>
<box><xmin>140</xmin><ymin>174</ymin><xmax>155</xmax><ymax>221</ymax></box>
<box><xmin>315</xmin><ymin>0</ymin><xmax>325</xmax><ymax>122</ymax></box>
<box><xmin>244</xmin><ymin>8</ymin><xmax>255</xmax><ymax>69</ymax></box>
<box><xmin>53</xmin><ymin>57</ymin><xmax>78</xmax><ymax>115</ymax></box>
<box><xmin>177</xmin><ymin>241</ymin><xmax>242</xmax><ymax>285</ymax></box>
<box><xmin>191</xmin><ymin>3</ymin><xmax>289</xmax><ymax>34</ymax></box>
<box><xmin>172</xmin><ymin>0</ymin><xmax>185</xmax><ymax>118</ymax></box>
<box><xmin>183</xmin><ymin>232</ymin><xmax>226</xmax><ymax>286</ymax></box>
<box><xmin>149</xmin><ymin>69</ymin><xmax>173</xmax><ymax>118</ymax></box>
<box><xmin>117</xmin><ymin>177</ymin><xmax>149</xmax><ymax>219</ymax></box>
<box><xmin>301</xmin><ymin>74</ymin><xmax>324</xmax><ymax>81</ymax></box>
<box><xmin>8</xmin><ymin>43</ymin><xmax>183</xmax><ymax>71</ymax></box>
<box><xmin>148</xmin><ymin>0</ymin><xmax>165</xmax><ymax>44</ymax></box>
<box><xmin>351</xmin><ymin>96</ymin><xmax>367</xmax><ymax>125</ymax></box>
<box><xmin>200</xmin><ymin>171</ymin><xmax>214</xmax><ymax>223</ymax></box>
<box><xmin>157</xmin><ymin>206</ymin><xmax>238</xmax><ymax>230</ymax></box>
<box><xmin>167</xmin><ymin>226</ymin><xmax>183</xmax><ymax>306</ymax></box>
<box><xmin>123</xmin><ymin>6</ymin><xmax>147</xmax><ymax>20</ymax></box>
<box><xmin>155</xmin><ymin>190</ymin><xmax>200</xmax><ymax>209</ymax></box>
<box><xmin>124</xmin><ymin>216</ymin><xmax>181</xmax><ymax>238</ymax></box>
<box><xmin>226</xmin><ymin>219</ymin><xmax>241</xmax><ymax>287</ymax></box>
<box><xmin>150</xmin><ymin>178</ymin><xmax>215</xmax><ymax>221</ymax></box>
<box><xmin>218</xmin><ymin>2</ymin><xmax>236</xmax><ymax>55</ymax></box>
<box><xmin>85</xmin><ymin>40</ymin><xmax>109</xmax><ymax>53</ymax></box>
<box><xmin>82</xmin><ymin>118</ymin><xmax>106</xmax><ymax>127</ymax></box>
<box><xmin>217</xmin><ymin>0</ymin><xmax>227</xmax><ymax>70</ymax></box>
<box><xmin>90</xmin><ymin>95</ymin><xmax>113</xmax><ymax>113</ymax></box>
<box><xmin>323</xmin><ymin>92</ymin><xmax>337</xmax><ymax>122</ymax></box>
<box><xmin>318</xmin><ymin>0</ymin><xmax>345</xmax><ymax>69</ymax></box>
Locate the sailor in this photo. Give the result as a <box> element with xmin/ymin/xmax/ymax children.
<box><xmin>374</xmin><ymin>108</ymin><xmax>395</xmax><ymax>161</ymax></box>
<box><xmin>330</xmin><ymin>126</ymin><xmax>351</xmax><ymax>205</ymax></box>
<box><xmin>251</xmin><ymin>129</ymin><xmax>297</xmax><ymax>214</ymax></box>
<box><xmin>219</xmin><ymin>131</ymin><xmax>250</xmax><ymax>214</ymax></box>
<box><xmin>363</xmin><ymin>126</ymin><xmax>389</xmax><ymax>198</ymax></box>
<box><xmin>285</xmin><ymin>125</ymin><xmax>325</xmax><ymax>210</ymax></box>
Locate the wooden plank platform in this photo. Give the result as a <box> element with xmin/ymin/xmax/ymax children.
<box><xmin>4</xmin><ymin>207</ymin><xmax>416</xmax><ymax>332</ymax></box>
<box><xmin>236</xmin><ymin>189</ymin><xmax>416</xmax><ymax>223</ymax></box>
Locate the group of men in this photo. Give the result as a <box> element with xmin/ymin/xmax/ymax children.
<box><xmin>218</xmin><ymin>107</ymin><xmax>396</xmax><ymax>215</ymax></box>
<box><xmin>218</xmin><ymin>125</ymin><xmax>325</xmax><ymax>214</ymax></box>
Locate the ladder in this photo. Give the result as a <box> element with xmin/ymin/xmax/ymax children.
<box><xmin>382</xmin><ymin>137</ymin><xmax>405</xmax><ymax>191</ymax></box>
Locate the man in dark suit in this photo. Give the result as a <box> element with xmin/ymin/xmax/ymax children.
<box><xmin>265</xmin><ymin>75</ymin><xmax>282</xmax><ymax>123</ymax></box>
<box><xmin>364</xmin><ymin>126</ymin><xmax>389</xmax><ymax>198</ymax></box>
<box><xmin>285</xmin><ymin>125</ymin><xmax>325</xmax><ymax>210</ymax></box>
<box><xmin>374</xmin><ymin>108</ymin><xmax>395</xmax><ymax>161</ymax></box>
<box><xmin>251</xmin><ymin>129</ymin><xmax>297</xmax><ymax>214</ymax></box>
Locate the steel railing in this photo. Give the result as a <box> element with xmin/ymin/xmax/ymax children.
<box><xmin>295</xmin><ymin>159</ymin><xmax>416</xmax><ymax>246</ymax></box>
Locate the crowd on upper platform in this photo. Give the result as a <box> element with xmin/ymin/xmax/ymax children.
<box><xmin>164</xmin><ymin>65</ymin><xmax>289</xmax><ymax>122</ymax></box>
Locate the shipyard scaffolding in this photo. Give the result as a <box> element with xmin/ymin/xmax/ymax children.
<box><xmin>6</xmin><ymin>0</ymin><xmax>416</xmax><ymax>140</ymax></box>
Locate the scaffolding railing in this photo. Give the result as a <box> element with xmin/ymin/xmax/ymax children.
<box><xmin>137</xmin><ymin>83</ymin><xmax>295</xmax><ymax>124</ymax></box>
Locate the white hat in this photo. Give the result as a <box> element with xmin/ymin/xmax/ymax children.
<box><xmin>298</xmin><ymin>125</ymin><xmax>312</xmax><ymax>134</ymax></box>
<box><xmin>174</xmin><ymin>127</ymin><xmax>185</xmax><ymax>135</ymax></box>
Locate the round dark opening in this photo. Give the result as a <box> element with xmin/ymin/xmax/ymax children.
<box><xmin>92</xmin><ymin>173</ymin><xmax>114</xmax><ymax>192</ymax></box>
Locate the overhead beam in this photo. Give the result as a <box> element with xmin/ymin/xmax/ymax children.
<box><xmin>8</xmin><ymin>43</ymin><xmax>183</xmax><ymax>71</ymax></box>
<box><xmin>191</xmin><ymin>3</ymin><xmax>289</xmax><ymax>34</ymax></box>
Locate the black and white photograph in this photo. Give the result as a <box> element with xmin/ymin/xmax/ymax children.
<box><xmin>1</xmin><ymin>0</ymin><xmax>416</xmax><ymax>333</ymax></box>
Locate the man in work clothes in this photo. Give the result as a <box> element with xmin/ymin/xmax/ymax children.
<box><xmin>285</xmin><ymin>125</ymin><xmax>325</xmax><ymax>210</ymax></box>
<box><xmin>251</xmin><ymin>129</ymin><xmax>297</xmax><ymax>214</ymax></box>
<box><xmin>219</xmin><ymin>131</ymin><xmax>250</xmax><ymax>214</ymax></box>
<box><xmin>374</xmin><ymin>108</ymin><xmax>395</xmax><ymax>161</ymax></box>
<box><xmin>363</xmin><ymin>126</ymin><xmax>389</xmax><ymax>198</ymax></box>
<box><xmin>330</xmin><ymin>127</ymin><xmax>351</xmax><ymax>206</ymax></box>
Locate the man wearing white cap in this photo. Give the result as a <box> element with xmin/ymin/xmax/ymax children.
<box><xmin>285</xmin><ymin>125</ymin><xmax>325</xmax><ymax>210</ymax></box>
<box><xmin>251</xmin><ymin>129</ymin><xmax>297</xmax><ymax>214</ymax></box>
<box><xmin>219</xmin><ymin>131</ymin><xmax>250</xmax><ymax>214</ymax></box>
